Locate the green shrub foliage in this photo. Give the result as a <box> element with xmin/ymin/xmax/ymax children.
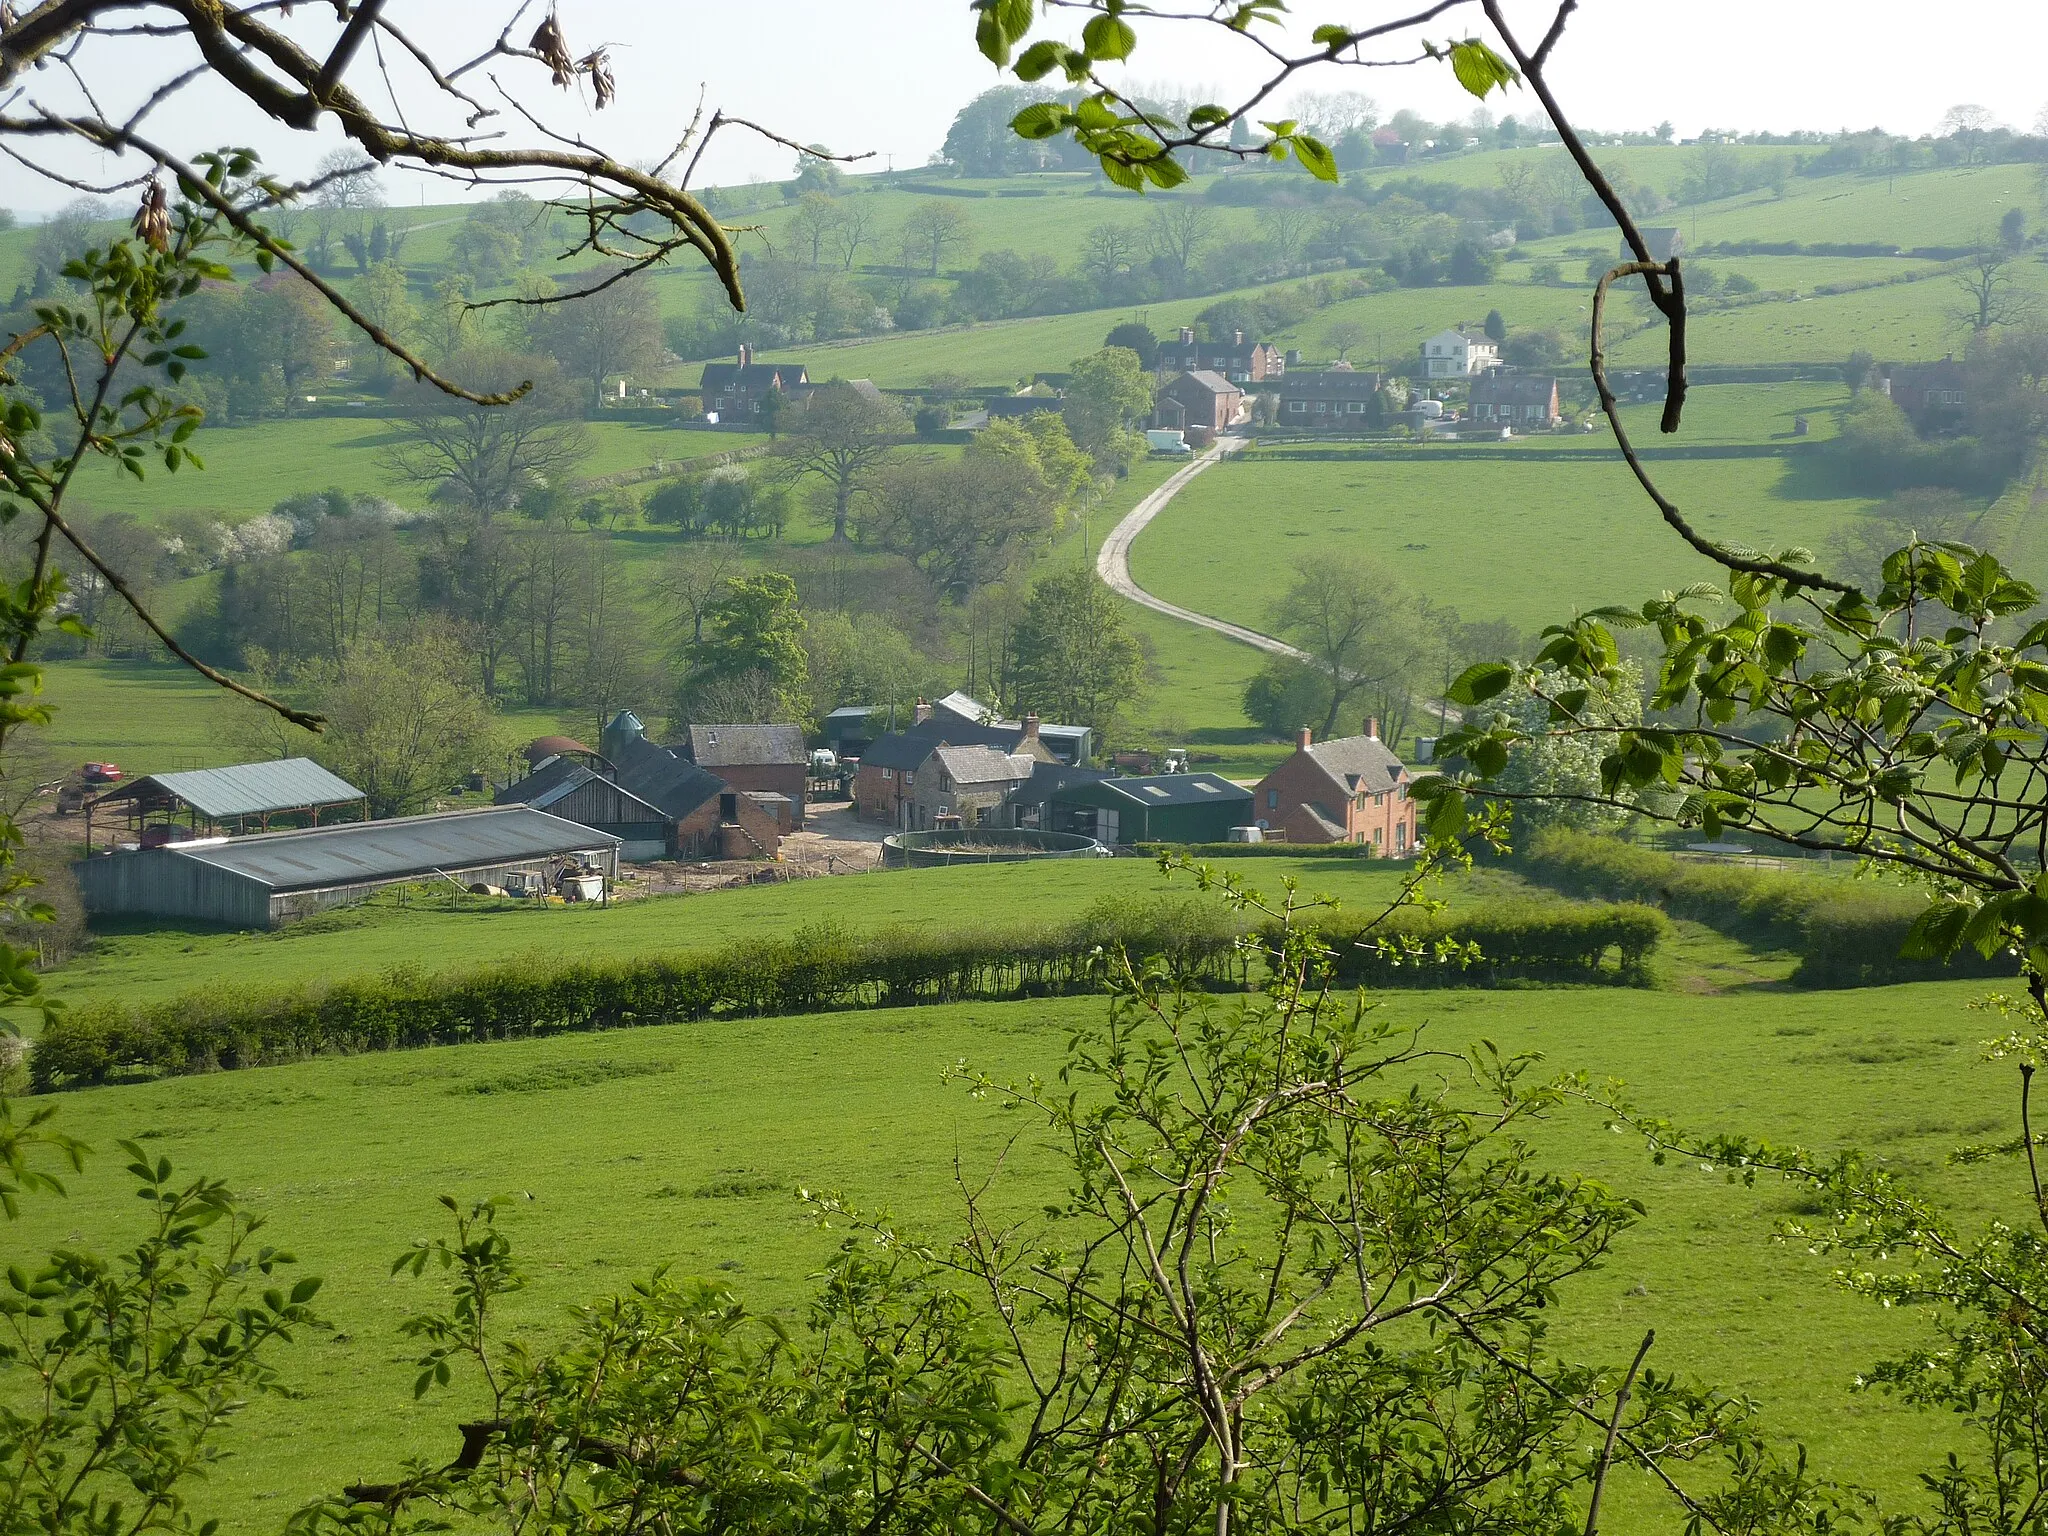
<box><xmin>1291</xmin><ymin>900</ymin><xmax>1668</xmax><ymax>987</ymax></box>
<box><xmin>1517</xmin><ymin>828</ymin><xmax>2011</xmax><ymax>987</ymax></box>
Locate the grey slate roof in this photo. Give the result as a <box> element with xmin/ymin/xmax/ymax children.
<box><xmin>1282</xmin><ymin>369</ymin><xmax>1385</xmax><ymax>402</ymax></box>
<box><xmin>609</xmin><ymin>734</ymin><xmax>727</xmax><ymax>820</ymax></box>
<box><xmin>1471</xmin><ymin>371</ymin><xmax>1559</xmax><ymax>410</ymax></box>
<box><xmin>1085</xmin><ymin>773</ymin><xmax>1251</xmax><ymax>808</ymax></box>
<box><xmin>165</xmin><ymin>806</ymin><xmax>617</xmax><ymax>892</ymax></box>
<box><xmin>678</xmin><ymin>723</ymin><xmax>806</xmax><ymax>768</ymax></box>
<box><xmin>932</xmin><ymin>745</ymin><xmax>1035</xmax><ymax>786</ymax></box>
<box><xmin>1305</xmin><ymin>735</ymin><xmax>1409</xmax><ymax>794</ymax></box>
<box><xmin>91</xmin><ymin>757</ymin><xmax>364</xmax><ymax>820</ymax></box>
<box><xmin>1175</xmin><ymin>369</ymin><xmax>1239</xmax><ymax>397</ymax></box>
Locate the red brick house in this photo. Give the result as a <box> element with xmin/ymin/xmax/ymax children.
<box><xmin>1156</xmin><ymin>327</ymin><xmax>1284</xmax><ymax>384</ymax></box>
<box><xmin>1153</xmin><ymin>370</ymin><xmax>1244</xmax><ymax>433</ymax></box>
<box><xmin>1251</xmin><ymin>723</ymin><xmax>1417</xmax><ymax>852</ymax></box>
<box><xmin>1884</xmin><ymin>357</ymin><xmax>1968</xmax><ymax>435</ymax></box>
<box><xmin>675</xmin><ymin>724</ymin><xmax>808</xmax><ymax>828</ymax></box>
<box><xmin>1278</xmin><ymin>368</ymin><xmax>1386</xmax><ymax>429</ymax></box>
<box><xmin>698</xmin><ymin>344</ymin><xmax>811</xmax><ymax>420</ymax></box>
<box><xmin>1470</xmin><ymin>371</ymin><xmax>1560</xmax><ymax>429</ymax></box>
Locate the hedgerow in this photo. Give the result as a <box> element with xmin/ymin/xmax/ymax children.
<box><xmin>32</xmin><ymin>888</ymin><xmax>1674</xmax><ymax>1088</ymax></box>
<box><xmin>1293</xmin><ymin>901</ymin><xmax>1667</xmax><ymax>987</ymax></box>
<box><xmin>1515</xmin><ymin>828</ymin><xmax>2011</xmax><ymax>987</ymax></box>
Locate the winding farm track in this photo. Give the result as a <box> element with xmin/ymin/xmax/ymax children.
<box><xmin>1095</xmin><ymin>434</ymin><xmax>1307</xmax><ymax>662</ymax></box>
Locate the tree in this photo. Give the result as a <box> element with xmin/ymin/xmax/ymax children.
<box><xmin>1008</xmin><ymin>567</ymin><xmax>1144</xmax><ymax>734</ymax></box>
<box><xmin>1255</xmin><ymin>201</ymin><xmax>1313</xmax><ymax>273</ymax></box>
<box><xmin>679</xmin><ymin>572</ymin><xmax>808</xmax><ymax>723</ymax></box>
<box><xmin>802</xmin><ymin>609</ymin><xmax>940</xmax><ymax>723</ymax></box>
<box><xmin>257</xmin><ymin>273</ymin><xmax>339</xmax><ymax>405</ymax></box>
<box><xmin>1323</xmin><ymin>319</ymin><xmax>1367</xmax><ymax>363</ymax></box>
<box><xmin>831</xmin><ymin>199</ymin><xmax>878</xmax><ymax>270</ymax></box>
<box><xmin>782</xmin><ymin>382</ymin><xmax>908</xmax><ymax>541</ymax></box>
<box><xmin>308</xmin><ymin>147</ymin><xmax>380</xmax><ymax>273</ymax></box>
<box><xmin>1271</xmin><ymin>555</ymin><xmax>1426</xmax><ymax>740</ymax></box>
<box><xmin>788</xmin><ymin>192</ymin><xmax>843</xmax><ymax>269</ymax></box>
<box><xmin>1242</xmin><ymin>654</ymin><xmax>1334</xmax><ymax>736</ymax></box>
<box><xmin>309</xmin><ymin>626</ymin><xmax>492</xmax><ymax>816</ymax></box>
<box><xmin>651</xmin><ymin>542</ymin><xmax>743</xmax><ymax>648</ymax></box>
<box><xmin>2001</xmin><ymin>206</ymin><xmax>2028</xmax><ymax>249</ymax></box>
<box><xmin>869</xmin><ymin>442</ymin><xmax>1060</xmax><ymax>603</ymax></box>
<box><xmin>901</xmin><ymin>200</ymin><xmax>971</xmax><ymax>277</ymax></box>
<box><xmin>349</xmin><ymin>263</ymin><xmax>420</xmax><ymax>389</ymax></box>
<box><xmin>1447</xmin><ymin>238</ymin><xmax>1500</xmax><ymax>285</ymax></box>
<box><xmin>1080</xmin><ymin>223</ymin><xmax>1140</xmax><ymax>288</ymax></box>
<box><xmin>1952</xmin><ymin>249</ymin><xmax>2039</xmax><ymax>334</ymax></box>
<box><xmin>1145</xmin><ymin>202</ymin><xmax>1212</xmax><ymax>289</ymax></box>
<box><xmin>385</xmin><ymin>351</ymin><xmax>589</xmax><ymax>516</ymax></box>
<box><xmin>1483</xmin><ymin>307</ymin><xmax>1507</xmax><ymax>343</ymax></box>
<box><xmin>1842</xmin><ymin>348</ymin><xmax>1876</xmax><ymax>396</ymax></box>
<box><xmin>528</xmin><ymin>265</ymin><xmax>664</xmax><ymax>410</ymax></box>
<box><xmin>1102</xmin><ymin>320</ymin><xmax>1158</xmax><ymax>368</ymax></box>
<box><xmin>1062</xmin><ymin>346</ymin><xmax>1153</xmax><ymax>474</ymax></box>
<box><xmin>790</xmin><ymin>146</ymin><xmax>845</xmax><ymax>198</ymax></box>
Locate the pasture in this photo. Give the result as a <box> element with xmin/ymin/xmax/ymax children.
<box><xmin>1130</xmin><ymin>443</ymin><xmax>1876</xmax><ymax>636</ymax></box>
<box><xmin>4</xmin><ymin>946</ymin><xmax>2019</xmax><ymax>1530</ymax></box>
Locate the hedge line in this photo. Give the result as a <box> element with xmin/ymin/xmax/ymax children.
<box><xmin>1292</xmin><ymin>901</ymin><xmax>1667</xmax><ymax>987</ymax></box>
<box><xmin>1131</xmin><ymin>842</ymin><xmax>1381</xmax><ymax>860</ymax></box>
<box><xmin>31</xmin><ymin>888</ymin><xmax>1676</xmax><ymax>1088</ymax></box>
<box><xmin>31</xmin><ymin>900</ymin><xmax>1243</xmax><ymax>1091</ymax></box>
<box><xmin>1515</xmin><ymin>829</ymin><xmax>2011</xmax><ymax>988</ymax></box>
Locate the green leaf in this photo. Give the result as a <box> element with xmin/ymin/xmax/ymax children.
<box><xmin>1014</xmin><ymin>39</ymin><xmax>1066</xmax><ymax>81</ymax></box>
<box><xmin>1292</xmin><ymin>133</ymin><xmax>1338</xmax><ymax>183</ymax></box>
<box><xmin>1311</xmin><ymin>23</ymin><xmax>1355</xmax><ymax>48</ymax></box>
<box><xmin>1448</xmin><ymin>661</ymin><xmax>1514</xmax><ymax>706</ymax></box>
<box><xmin>1448</xmin><ymin>38</ymin><xmax>1519</xmax><ymax>99</ymax></box>
<box><xmin>1011</xmin><ymin>103</ymin><xmax>1070</xmax><ymax>140</ymax></box>
<box><xmin>1081</xmin><ymin>13</ymin><xmax>1136</xmax><ymax>61</ymax></box>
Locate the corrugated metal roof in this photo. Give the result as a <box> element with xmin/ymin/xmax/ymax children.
<box><xmin>166</xmin><ymin>806</ymin><xmax>618</xmax><ymax>892</ymax></box>
<box><xmin>1079</xmin><ymin>773</ymin><xmax>1252</xmax><ymax>809</ymax></box>
<box><xmin>95</xmin><ymin>757</ymin><xmax>365</xmax><ymax>820</ymax></box>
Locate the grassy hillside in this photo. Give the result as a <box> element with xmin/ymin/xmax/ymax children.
<box><xmin>4</xmin><ymin>958</ymin><xmax>2018</xmax><ymax>1529</ymax></box>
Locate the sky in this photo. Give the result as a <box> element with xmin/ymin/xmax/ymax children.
<box><xmin>1</xmin><ymin>1</ymin><xmax>2042</xmax><ymax>214</ymax></box>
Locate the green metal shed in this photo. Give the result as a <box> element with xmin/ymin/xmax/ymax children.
<box><xmin>1046</xmin><ymin>773</ymin><xmax>1253</xmax><ymax>845</ymax></box>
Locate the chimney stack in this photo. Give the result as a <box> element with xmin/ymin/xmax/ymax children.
<box><xmin>1233</xmin><ymin>328</ymin><xmax>1245</xmax><ymax>346</ymax></box>
<box><xmin>1180</xmin><ymin>326</ymin><xmax>1195</xmax><ymax>345</ymax></box>
<box><xmin>1297</xmin><ymin>725</ymin><xmax>1312</xmax><ymax>752</ymax></box>
<box><xmin>1022</xmin><ymin>712</ymin><xmax>1041</xmax><ymax>745</ymax></box>
<box><xmin>737</xmin><ymin>342</ymin><xmax>752</xmax><ymax>367</ymax></box>
<box><xmin>912</xmin><ymin>698</ymin><xmax>933</xmax><ymax>726</ymax></box>
<box><xmin>1365</xmin><ymin>716</ymin><xmax>1380</xmax><ymax>740</ymax></box>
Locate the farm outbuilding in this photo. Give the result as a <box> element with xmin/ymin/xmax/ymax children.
<box><xmin>75</xmin><ymin>805</ymin><xmax>620</xmax><ymax>929</ymax></box>
<box><xmin>496</xmin><ymin>755</ymin><xmax>669</xmax><ymax>860</ymax></box>
<box><xmin>1045</xmin><ymin>774</ymin><xmax>1253</xmax><ymax>846</ymax></box>
<box><xmin>85</xmin><ymin>757</ymin><xmax>367</xmax><ymax>851</ymax></box>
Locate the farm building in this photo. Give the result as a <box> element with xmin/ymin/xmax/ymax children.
<box><xmin>1045</xmin><ymin>774</ymin><xmax>1253</xmax><ymax>846</ymax></box>
<box><xmin>603</xmin><ymin>730</ymin><xmax>789</xmax><ymax>858</ymax></box>
<box><xmin>75</xmin><ymin>806</ymin><xmax>620</xmax><ymax>929</ymax></box>
<box><xmin>85</xmin><ymin>757</ymin><xmax>367</xmax><ymax>852</ymax></box>
<box><xmin>496</xmin><ymin>756</ymin><xmax>669</xmax><ymax>860</ymax></box>
<box><xmin>674</xmin><ymin>723</ymin><xmax>808</xmax><ymax>826</ymax></box>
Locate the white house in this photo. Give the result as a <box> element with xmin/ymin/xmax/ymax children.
<box><xmin>1419</xmin><ymin>328</ymin><xmax>1501</xmax><ymax>380</ymax></box>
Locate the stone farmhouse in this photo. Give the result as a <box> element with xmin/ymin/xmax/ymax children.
<box><xmin>910</xmin><ymin>745</ymin><xmax>1041</xmax><ymax>830</ymax></box>
<box><xmin>1155</xmin><ymin>327</ymin><xmax>1284</xmax><ymax>384</ymax></box>
<box><xmin>855</xmin><ymin>715</ymin><xmax>1057</xmax><ymax>829</ymax></box>
<box><xmin>1469</xmin><ymin>371</ymin><xmax>1561</xmax><ymax>429</ymax></box>
<box><xmin>1252</xmin><ymin>724</ymin><xmax>1417</xmax><ymax>851</ymax></box>
<box><xmin>1419</xmin><ymin>328</ymin><xmax>1500</xmax><ymax>381</ymax></box>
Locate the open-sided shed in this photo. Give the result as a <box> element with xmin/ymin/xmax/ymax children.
<box><xmin>85</xmin><ymin>757</ymin><xmax>367</xmax><ymax>851</ymax></box>
<box><xmin>75</xmin><ymin>805</ymin><xmax>620</xmax><ymax>929</ymax></box>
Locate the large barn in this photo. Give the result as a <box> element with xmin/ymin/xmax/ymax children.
<box><xmin>75</xmin><ymin>805</ymin><xmax>620</xmax><ymax>929</ymax></box>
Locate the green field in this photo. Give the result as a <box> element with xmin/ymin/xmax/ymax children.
<box><xmin>5</xmin><ymin>944</ymin><xmax>2020</xmax><ymax>1530</ymax></box>
<box><xmin>1131</xmin><ymin>438</ymin><xmax>1876</xmax><ymax>637</ymax></box>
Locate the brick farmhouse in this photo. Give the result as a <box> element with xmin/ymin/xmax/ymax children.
<box><xmin>1251</xmin><ymin>724</ymin><xmax>1417</xmax><ymax>851</ymax></box>
<box><xmin>1153</xmin><ymin>370</ymin><xmax>1245</xmax><ymax>434</ymax></box>
<box><xmin>1155</xmin><ymin>327</ymin><xmax>1284</xmax><ymax>384</ymax></box>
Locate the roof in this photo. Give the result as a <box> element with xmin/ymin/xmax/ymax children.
<box><xmin>933</xmin><ymin>690</ymin><xmax>995</xmax><ymax>725</ymax></box>
<box><xmin>699</xmin><ymin>360</ymin><xmax>810</xmax><ymax>391</ymax></box>
<box><xmin>525</xmin><ymin>735</ymin><xmax>593</xmax><ymax>763</ymax></box>
<box><xmin>1300</xmin><ymin>803</ymin><xmax>1347</xmax><ymax>839</ymax></box>
<box><xmin>90</xmin><ymin>757</ymin><xmax>364</xmax><ymax>820</ymax></box>
<box><xmin>1069</xmin><ymin>773</ymin><xmax>1251</xmax><ymax>808</ymax></box>
<box><xmin>609</xmin><ymin>734</ymin><xmax>727</xmax><ymax>820</ymax></box>
<box><xmin>932</xmin><ymin>745</ymin><xmax>1035</xmax><ymax>786</ymax></box>
<box><xmin>1304</xmin><ymin>734</ymin><xmax>1410</xmax><ymax>794</ymax></box>
<box><xmin>1283</xmin><ymin>369</ymin><xmax>1385</xmax><ymax>400</ymax></box>
<box><xmin>496</xmin><ymin>758</ymin><xmax>666</xmax><ymax>822</ymax></box>
<box><xmin>1166</xmin><ymin>369</ymin><xmax>1241</xmax><ymax>398</ymax></box>
<box><xmin>1471</xmin><ymin>372</ymin><xmax>1559</xmax><ymax>406</ymax></box>
<box><xmin>824</xmin><ymin>705</ymin><xmax>876</xmax><ymax>725</ymax></box>
<box><xmin>158</xmin><ymin>806</ymin><xmax>618</xmax><ymax>893</ymax></box>
<box><xmin>678</xmin><ymin>723</ymin><xmax>806</xmax><ymax>768</ymax></box>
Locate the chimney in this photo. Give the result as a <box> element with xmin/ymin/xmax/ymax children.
<box><xmin>737</xmin><ymin>342</ymin><xmax>752</xmax><ymax>367</ymax></box>
<box><xmin>912</xmin><ymin>698</ymin><xmax>933</xmax><ymax>726</ymax></box>
<box><xmin>1179</xmin><ymin>327</ymin><xmax>1195</xmax><ymax>345</ymax></box>
<box><xmin>1297</xmin><ymin>725</ymin><xmax>1312</xmax><ymax>752</ymax></box>
<box><xmin>1365</xmin><ymin>716</ymin><xmax>1380</xmax><ymax>740</ymax></box>
<box><xmin>1233</xmin><ymin>328</ymin><xmax>1244</xmax><ymax>346</ymax></box>
<box><xmin>1022</xmin><ymin>712</ymin><xmax>1040</xmax><ymax>745</ymax></box>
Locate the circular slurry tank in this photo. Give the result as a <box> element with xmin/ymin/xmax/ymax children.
<box><xmin>881</xmin><ymin>828</ymin><xmax>1110</xmax><ymax>868</ymax></box>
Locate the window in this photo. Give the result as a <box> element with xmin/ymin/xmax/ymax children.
<box><xmin>1266</xmin><ymin>789</ymin><xmax>1279</xmax><ymax>810</ymax></box>
<box><xmin>1374</xmin><ymin>792</ymin><xmax>1384</xmax><ymax>807</ymax></box>
<box><xmin>1194</xmin><ymin>782</ymin><xmax>1220</xmax><ymax>794</ymax></box>
<box><xmin>1315</xmin><ymin>400</ymin><xmax>1329</xmax><ymax>413</ymax></box>
<box><xmin>1346</xmin><ymin>400</ymin><xmax>1366</xmax><ymax>413</ymax></box>
<box><xmin>881</xmin><ymin>768</ymin><xmax>893</xmax><ymax>781</ymax></box>
<box><xmin>1287</xmin><ymin>399</ymin><xmax>1307</xmax><ymax>413</ymax></box>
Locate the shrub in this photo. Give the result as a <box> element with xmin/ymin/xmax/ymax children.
<box><xmin>1288</xmin><ymin>900</ymin><xmax>1668</xmax><ymax>987</ymax></box>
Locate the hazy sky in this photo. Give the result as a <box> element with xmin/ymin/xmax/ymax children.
<box><xmin>3</xmin><ymin>2</ymin><xmax>2042</xmax><ymax>212</ymax></box>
